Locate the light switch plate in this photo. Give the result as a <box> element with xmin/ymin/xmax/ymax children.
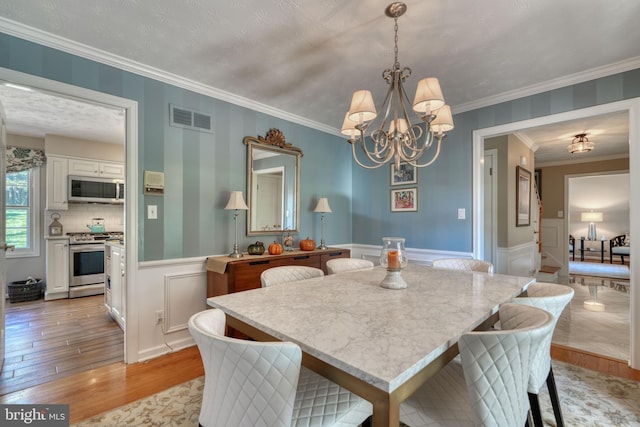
<box><xmin>458</xmin><ymin>208</ymin><xmax>466</xmax><ymax>220</ymax></box>
<box><xmin>557</xmin><ymin>210</ymin><xmax>563</xmax><ymax>218</ymax></box>
<box><xmin>148</xmin><ymin>205</ymin><xmax>158</xmax><ymax>219</ymax></box>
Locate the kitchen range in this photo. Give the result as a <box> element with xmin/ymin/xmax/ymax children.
<box><xmin>68</xmin><ymin>231</ymin><xmax>124</xmax><ymax>298</ymax></box>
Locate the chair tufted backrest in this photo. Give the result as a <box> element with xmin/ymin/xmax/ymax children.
<box><xmin>432</xmin><ymin>258</ymin><xmax>494</xmax><ymax>273</ymax></box>
<box><xmin>260</xmin><ymin>266</ymin><xmax>324</xmax><ymax>287</ymax></box>
<box><xmin>512</xmin><ymin>282</ymin><xmax>574</xmax><ymax>393</ymax></box>
<box><xmin>326</xmin><ymin>258</ymin><xmax>375</xmax><ymax>274</ymax></box>
<box><xmin>188</xmin><ymin>309</ymin><xmax>302</xmax><ymax>427</ymax></box>
<box><xmin>459</xmin><ymin>303</ymin><xmax>554</xmax><ymax>427</ymax></box>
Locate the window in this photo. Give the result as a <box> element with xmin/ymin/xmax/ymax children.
<box><xmin>6</xmin><ymin>168</ymin><xmax>40</xmax><ymax>258</ymax></box>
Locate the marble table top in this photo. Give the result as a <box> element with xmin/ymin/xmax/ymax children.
<box><xmin>207</xmin><ymin>263</ymin><xmax>533</xmax><ymax>394</ymax></box>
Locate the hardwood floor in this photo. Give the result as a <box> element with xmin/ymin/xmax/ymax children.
<box><xmin>1</xmin><ymin>295</ymin><xmax>123</xmax><ymax>395</ymax></box>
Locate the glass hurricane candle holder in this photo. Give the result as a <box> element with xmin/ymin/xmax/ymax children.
<box><xmin>379</xmin><ymin>237</ymin><xmax>408</xmax><ymax>289</ymax></box>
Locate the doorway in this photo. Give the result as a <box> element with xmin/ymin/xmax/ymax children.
<box><xmin>472</xmin><ymin>98</ymin><xmax>640</xmax><ymax>369</ymax></box>
<box><xmin>0</xmin><ymin>68</ymin><xmax>138</xmax><ymax>391</ymax></box>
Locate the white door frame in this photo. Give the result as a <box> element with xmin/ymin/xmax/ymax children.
<box><xmin>472</xmin><ymin>98</ymin><xmax>640</xmax><ymax>369</ymax></box>
<box><xmin>0</xmin><ymin>67</ymin><xmax>140</xmax><ymax>363</ymax></box>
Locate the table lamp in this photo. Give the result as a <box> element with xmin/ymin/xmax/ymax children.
<box><xmin>313</xmin><ymin>197</ymin><xmax>332</xmax><ymax>250</ymax></box>
<box><xmin>225</xmin><ymin>191</ymin><xmax>249</xmax><ymax>258</ymax></box>
<box><xmin>581</xmin><ymin>211</ymin><xmax>603</xmax><ymax>241</ymax></box>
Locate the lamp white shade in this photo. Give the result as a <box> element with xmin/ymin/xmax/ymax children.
<box><xmin>412</xmin><ymin>77</ymin><xmax>445</xmax><ymax>113</ymax></box>
<box><xmin>313</xmin><ymin>197</ymin><xmax>332</xmax><ymax>213</ymax></box>
<box><xmin>224</xmin><ymin>191</ymin><xmax>248</xmax><ymax>210</ymax></box>
<box><xmin>430</xmin><ymin>104</ymin><xmax>454</xmax><ymax>133</ymax></box>
<box><xmin>348</xmin><ymin>90</ymin><xmax>377</xmax><ymax>123</ymax></box>
<box><xmin>581</xmin><ymin>212</ymin><xmax>603</xmax><ymax>222</ymax></box>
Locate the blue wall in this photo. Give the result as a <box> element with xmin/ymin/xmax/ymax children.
<box><xmin>0</xmin><ymin>33</ymin><xmax>352</xmax><ymax>261</ymax></box>
<box><xmin>2</xmin><ymin>32</ymin><xmax>639</xmax><ymax>258</ymax></box>
<box><xmin>352</xmin><ymin>70</ymin><xmax>640</xmax><ymax>251</ymax></box>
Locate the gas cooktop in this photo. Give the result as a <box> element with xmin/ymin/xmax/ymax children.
<box><xmin>67</xmin><ymin>231</ymin><xmax>124</xmax><ymax>243</ymax></box>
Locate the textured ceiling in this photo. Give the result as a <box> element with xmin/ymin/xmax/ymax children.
<box><xmin>0</xmin><ymin>0</ymin><xmax>637</xmax><ymax>159</ymax></box>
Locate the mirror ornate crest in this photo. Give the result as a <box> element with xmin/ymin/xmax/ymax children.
<box><xmin>244</xmin><ymin>129</ymin><xmax>303</xmax><ymax>236</ymax></box>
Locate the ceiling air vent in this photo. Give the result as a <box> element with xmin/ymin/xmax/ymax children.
<box><xmin>169</xmin><ymin>104</ymin><xmax>213</xmax><ymax>133</ymax></box>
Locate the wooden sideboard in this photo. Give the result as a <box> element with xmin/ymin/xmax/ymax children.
<box><xmin>206</xmin><ymin>248</ymin><xmax>350</xmax><ymax>297</ymax></box>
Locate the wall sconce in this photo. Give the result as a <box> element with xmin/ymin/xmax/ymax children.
<box><xmin>313</xmin><ymin>198</ymin><xmax>332</xmax><ymax>250</ymax></box>
<box><xmin>224</xmin><ymin>191</ymin><xmax>248</xmax><ymax>258</ymax></box>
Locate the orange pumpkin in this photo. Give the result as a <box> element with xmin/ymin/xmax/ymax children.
<box><xmin>299</xmin><ymin>237</ymin><xmax>316</xmax><ymax>251</ymax></box>
<box><xmin>268</xmin><ymin>241</ymin><xmax>283</xmax><ymax>255</ymax></box>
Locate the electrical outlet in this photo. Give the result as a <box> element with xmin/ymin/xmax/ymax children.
<box><xmin>155</xmin><ymin>310</ymin><xmax>164</xmax><ymax>325</ymax></box>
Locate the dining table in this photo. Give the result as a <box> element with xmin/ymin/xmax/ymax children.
<box><xmin>206</xmin><ymin>263</ymin><xmax>534</xmax><ymax>427</ymax></box>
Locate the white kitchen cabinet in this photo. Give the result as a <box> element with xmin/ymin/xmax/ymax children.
<box><xmin>68</xmin><ymin>158</ymin><xmax>99</xmax><ymax>176</ymax></box>
<box><xmin>99</xmin><ymin>161</ymin><xmax>125</xmax><ymax>179</ymax></box>
<box><xmin>46</xmin><ymin>155</ymin><xmax>69</xmax><ymax>210</ymax></box>
<box><xmin>109</xmin><ymin>244</ymin><xmax>126</xmax><ymax>330</ymax></box>
<box><xmin>45</xmin><ymin>238</ymin><xmax>69</xmax><ymax>300</ymax></box>
<box><xmin>69</xmin><ymin>158</ymin><xmax>124</xmax><ymax>179</ymax></box>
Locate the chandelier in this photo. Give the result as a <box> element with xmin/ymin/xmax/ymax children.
<box><xmin>567</xmin><ymin>133</ymin><xmax>594</xmax><ymax>154</ymax></box>
<box><xmin>341</xmin><ymin>2</ymin><xmax>454</xmax><ymax>169</ymax></box>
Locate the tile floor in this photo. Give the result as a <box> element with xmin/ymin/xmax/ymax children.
<box><xmin>553</xmin><ymin>274</ymin><xmax>630</xmax><ymax>361</ymax></box>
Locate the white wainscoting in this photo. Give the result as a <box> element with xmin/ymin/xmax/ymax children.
<box><xmin>349</xmin><ymin>244</ymin><xmax>472</xmax><ymax>266</ymax></box>
<box><xmin>495</xmin><ymin>241</ymin><xmax>537</xmax><ymax>277</ymax></box>
<box><xmin>135</xmin><ymin>256</ymin><xmax>209</xmax><ymax>362</ymax></box>
<box><xmin>540</xmin><ymin>218</ymin><xmax>568</xmax><ymax>276</ymax></box>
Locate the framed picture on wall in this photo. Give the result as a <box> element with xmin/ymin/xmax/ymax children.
<box><xmin>516</xmin><ymin>166</ymin><xmax>531</xmax><ymax>226</ymax></box>
<box><xmin>390</xmin><ymin>162</ymin><xmax>417</xmax><ymax>185</ymax></box>
<box><xmin>391</xmin><ymin>188</ymin><xmax>418</xmax><ymax>212</ymax></box>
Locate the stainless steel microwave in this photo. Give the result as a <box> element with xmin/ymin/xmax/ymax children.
<box><xmin>68</xmin><ymin>175</ymin><xmax>125</xmax><ymax>204</ymax></box>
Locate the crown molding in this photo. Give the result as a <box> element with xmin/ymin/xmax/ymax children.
<box><xmin>0</xmin><ymin>17</ymin><xmax>342</xmax><ymax>138</ymax></box>
<box><xmin>536</xmin><ymin>153</ymin><xmax>629</xmax><ymax>169</ymax></box>
<box><xmin>452</xmin><ymin>56</ymin><xmax>640</xmax><ymax>115</ymax></box>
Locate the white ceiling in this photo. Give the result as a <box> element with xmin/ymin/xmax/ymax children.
<box><xmin>0</xmin><ymin>0</ymin><xmax>637</xmax><ymax>160</ymax></box>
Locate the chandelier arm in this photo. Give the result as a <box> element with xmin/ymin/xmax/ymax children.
<box><xmin>351</xmin><ymin>138</ymin><xmax>388</xmax><ymax>169</ymax></box>
<box><xmin>409</xmin><ymin>136</ymin><xmax>444</xmax><ymax>168</ymax></box>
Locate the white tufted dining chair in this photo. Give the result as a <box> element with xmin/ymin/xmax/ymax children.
<box><xmin>326</xmin><ymin>258</ymin><xmax>375</xmax><ymax>274</ymax></box>
<box><xmin>431</xmin><ymin>258</ymin><xmax>495</xmax><ymax>273</ymax></box>
<box><xmin>400</xmin><ymin>303</ymin><xmax>554</xmax><ymax>427</ymax></box>
<box><xmin>188</xmin><ymin>309</ymin><xmax>372</xmax><ymax>427</ymax></box>
<box><xmin>513</xmin><ymin>282</ymin><xmax>574</xmax><ymax>427</ymax></box>
<box><xmin>260</xmin><ymin>265</ymin><xmax>324</xmax><ymax>287</ymax></box>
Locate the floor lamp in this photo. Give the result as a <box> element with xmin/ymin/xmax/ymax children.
<box><xmin>313</xmin><ymin>197</ymin><xmax>332</xmax><ymax>250</ymax></box>
<box><xmin>225</xmin><ymin>191</ymin><xmax>248</xmax><ymax>258</ymax></box>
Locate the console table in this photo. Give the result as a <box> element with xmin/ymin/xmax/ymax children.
<box><xmin>206</xmin><ymin>248</ymin><xmax>350</xmax><ymax>297</ymax></box>
<box><xmin>580</xmin><ymin>238</ymin><xmax>606</xmax><ymax>263</ymax></box>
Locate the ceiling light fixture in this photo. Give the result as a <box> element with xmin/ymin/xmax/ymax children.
<box><xmin>568</xmin><ymin>133</ymin><xmax>594</xmax><ymax>154</ymax></box>
<box><xmin>341</xmin><ymin>2</ymin><xmax>454</xmax><ymax>170</ymax></box>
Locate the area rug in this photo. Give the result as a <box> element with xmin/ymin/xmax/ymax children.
<box><xmin>569</xmin><ymin>261</ymin><xmax>630</xmax><ymax>279</ymax></box>
<box><xmin>73</xmin><ymin>361</ymin><xmax>640</xmax><ymax>426</ymax></box>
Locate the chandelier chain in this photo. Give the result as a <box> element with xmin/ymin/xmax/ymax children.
<box><xmin>393</xmin><ymin>17</ymin><xmax>400</xmax><ymax>70</ymax></box>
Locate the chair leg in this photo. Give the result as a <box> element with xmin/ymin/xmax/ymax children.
<box><xmin>528</xmin><ymin>393</ymin><xmax>544</xmax><ymax>427</ymax></box>
<box><xmin>547</xmin><ymin>366</ymin><xmax>565</xmax><ymax>427</ymax></box>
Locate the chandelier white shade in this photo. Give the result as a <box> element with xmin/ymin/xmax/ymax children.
<box><xmin>568</xmin><ymin>133</ymin><xmax>594</xmax><ymax>154</ymax></box>
<box><xmin>341</xmin><ymin>2</ymin><xmax>454</xmax><ymax>169</ymax></box>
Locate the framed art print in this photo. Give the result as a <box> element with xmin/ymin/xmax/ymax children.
<box><xmin>516</xmin><ymin>166</ymin><xmax>531</xmax><ymax>227</ymax></box>
<box><xmin>390</xmin><ymin>162</ymin><xmax>417</xmax><ymax>186</ymax></box>
<box><xmin>391</xmin><ymin>187</ymin><xmax>418</xmax><ymax>212</ymax></box>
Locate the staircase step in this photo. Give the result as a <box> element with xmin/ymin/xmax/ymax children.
<box><xmin>539</xmin><ymin>265</ymin><xmax>561</xmax><ymax>274</ymax></box>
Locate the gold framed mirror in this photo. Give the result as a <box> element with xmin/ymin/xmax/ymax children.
<box><xmin>244</xmin><ymin>129</ymin><xmax>302</xmax><ymax>236</ymax></box>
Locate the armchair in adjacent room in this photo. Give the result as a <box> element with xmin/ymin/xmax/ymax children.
<box><xmin>569</xmin><ymin>235</ymin><xmax>575</xmax><ymax>261</ymax></box>
<box><xmin>609</xmin><ymin>234</ymin><xmax>630</xmax><ymax>264</ymax></box>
